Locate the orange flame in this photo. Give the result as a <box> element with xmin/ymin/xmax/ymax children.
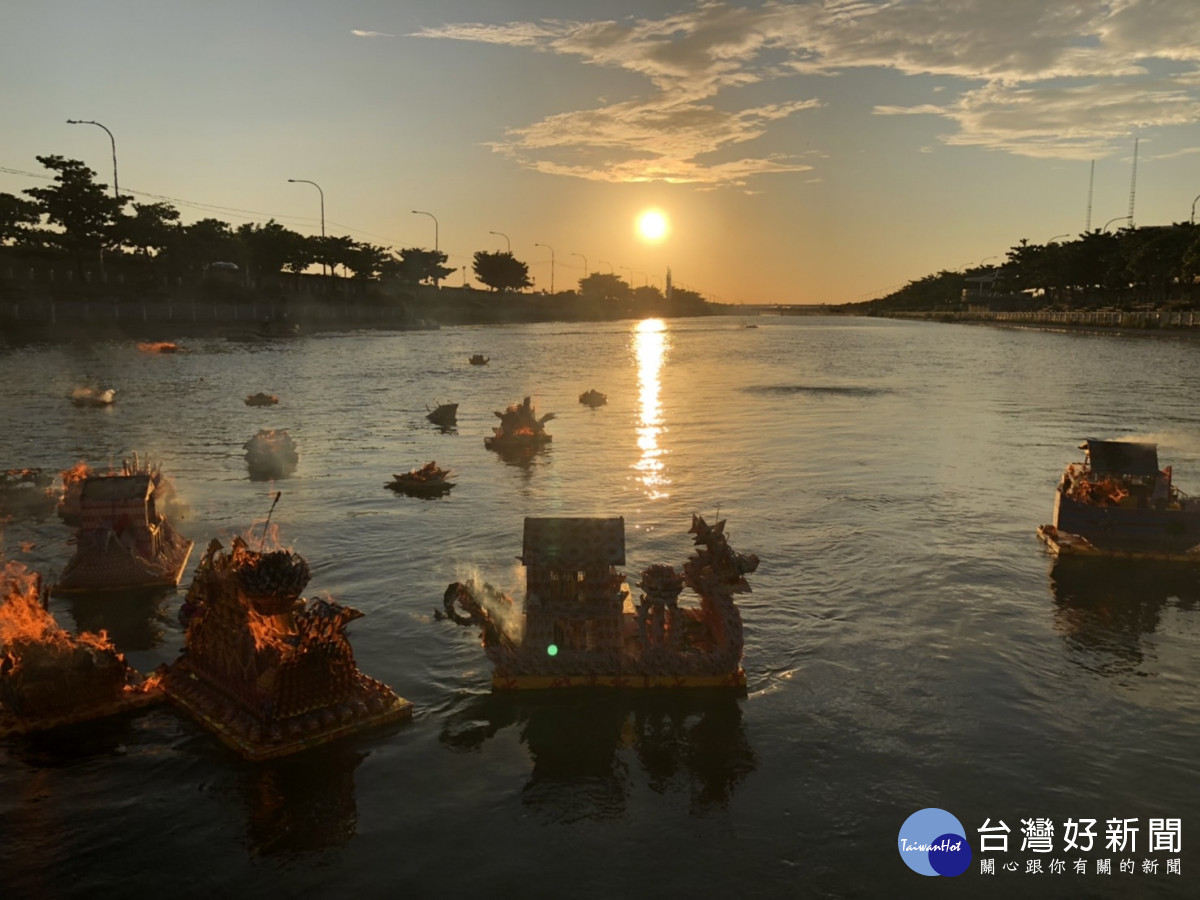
<box><xmin>237</xmin><ymin>521</ymin><xmax>288</xmax><ymax>554</ymax></box>
<box><xmin>0</xmin><ymin>561</ymin><xmax>113</xmax><ymax>653</ymax></box>
<box><xmin>60</xmin><ymin>460</ymin><xmax>91</xmax><ymax>490</ymax></box>
<box><xmin>137</xmin><ymin>341</ymin><xmax>180</xmax><ymax>354</ymax></box>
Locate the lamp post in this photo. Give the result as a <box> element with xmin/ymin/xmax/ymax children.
<box><xmin>288</xmin><ymin>178</ymin><xmax>326</xmax><ymax>275</ymax></box>
<box><xmin>621</xmin><ymin>265</ymin><xmax>633</xmax><ymax>285</ymax></box>
<box><xmin>489</xmin><ymin>230</ymin><xmax>510</xmax><ymax>252</ymax></box>
<box><xmin>412</xmin><ymin>210</ymin><xmax>438</xmax><ymax>251</ymax></box>
<box><xmin>534</xmin><ymin>242</ymin><xmax>555</xmax><ymax>293</ymax></box>
<box><xmin>1102</xmin><ymin>215</ymin><xmax>1131</xmax><ymax>232</ymax></box>
<box><xmin>67</xmin><ymin>119</ymin><xmax>119</xmax><ymax>200</ymax></box>
<box><xmin>287</xmin><ymin>179</ymin><xmax>325</xmax><ymax>236</ymax></box>
<box><xmin>413</xmin><ymin>210</ymin><xmax>440</xmax><ymax>287</ymax></box>
<box><xmin>598</xmin><ymin>260</ymin><xmax>614</xmax><ymax>274</ymax></box>
<box><xmin>1192</xmin><ymin>194</ymin><xmax>1200</xmax><ymax>226</ymax></box>
<box><xmin>571</xmin><ymin>252</ymin><xmax>588</xmax><ymax>277</ymax></box>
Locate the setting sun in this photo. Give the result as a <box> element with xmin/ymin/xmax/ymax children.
<box><xmin>636</xmin><ymin>209</ymin><xmax>669</xmax><ymax>242</ymax></box>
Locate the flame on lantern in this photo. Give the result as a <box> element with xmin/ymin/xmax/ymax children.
<box><xmin>0</xmin><ymin>560</ymin><xmax>112</xmax><ymax>653</ymax></box>
<box><xmin>239</xmin><ymin>519</ymin><xmax>285</xmax><ymax>553</ymax></box>
<box><xmin>60</xmin><ymin>460</ymin><xmax>91</xmax><ymax>493</ymax></box>
<box><xmin>137</xmin><ymin>341</ymin><xmax>180</xmax><ymax>354</ymax></box>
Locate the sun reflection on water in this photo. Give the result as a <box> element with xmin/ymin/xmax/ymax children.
<box><xmin>633</xmin><ymin>318</ymin><xmax>670</xmax><ymax>499</ymax></box>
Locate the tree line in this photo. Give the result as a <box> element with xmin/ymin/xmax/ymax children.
<box><xmin>0</xmin><ymin>155</ymin><xmax>699</xmax><ymax>306</ymax></box>
<box><xmin>857</xmin><ymin>223</ymin><xmax>1200</xmax><ymax>313</ymax></box>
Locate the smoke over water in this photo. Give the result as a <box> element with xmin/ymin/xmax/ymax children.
<box><xmin>1116</xmin><ymin>432</ymin><xmax>1200</xmax><ymax>460</ymax></box>
<box><xmin>454</xmin><ymin>563</ymin><xmax>524</xmax><ymax>643</ymax></box>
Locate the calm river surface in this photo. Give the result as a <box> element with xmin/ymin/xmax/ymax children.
<box><xmin>1</xmin><ymin>316</ymin><xmax>1198</xmax><ymax>898</ymax></box>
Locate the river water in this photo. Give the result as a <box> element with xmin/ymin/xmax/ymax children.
<box><xmin>1</xmin><ymin>316</ymin><xmax>1198</xmax><ymax>898</ymax></box>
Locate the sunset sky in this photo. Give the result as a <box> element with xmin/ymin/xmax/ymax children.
<box><xmin>4</xmin><ymin>1</ymin><xmax>1200</xmax><ymax>305</ymax></box>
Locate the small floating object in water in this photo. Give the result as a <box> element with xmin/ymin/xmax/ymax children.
<box><xmin>469</xmin><ymin>354</ymin><xmax>489</xmax><ymax>366</ymax></box>
<box><xmin>70</xmin><ymin>387</ymin><xmax>117</xmax><ymax>407</ymax></box>
<box><xmin>426</xmin><ymin>401</ymin><xmax>458</xmax><ymax>428</ymax></box>
<box><xmin>578</xmin><ymin>389</ymin><xmax>607</xmax><ymax>408</ymax></box>
<box><xmin>244</xmin><ymin>429</ymin><xmax>299</xmax><ymax>480</ymax></box>
<box><xmin>484</xmin><ymin>396</ymin><xmax>554</xmax><ymax>453</ymax></box>
<box><xmin>137</xmin><ymin>341</ymin><xmax>181</xmax><ymax>354</ymax></box>
<box><xmin>162</xmin><ymin>535</ymin><xmax>412</xmax><ymax>760</ymax></box>
<box><xmin>244</xmin><ymin>392</ymin><xmax>279</xmax><ymax>407</ymax></box>
<box><xmin>386</xmin><ymin>461</ymin><xmax>455</xmax><ymax>496</ymax></box>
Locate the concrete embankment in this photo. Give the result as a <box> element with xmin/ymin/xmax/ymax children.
<box><xmin>883</xmin><ymin>308</ymin><xmax>1200</xmax><ymax>334</ymax></box>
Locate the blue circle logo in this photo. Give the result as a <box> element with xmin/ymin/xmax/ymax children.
<box><xmin>898</xmin><ymin>808</ymin><xmax>972</xmax><ymax>877</ymax></box>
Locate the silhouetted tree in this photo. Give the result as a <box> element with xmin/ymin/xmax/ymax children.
<box><xmin>342</xmin><ymin>241</ymin><xmax>391</xmax><ymax>279</ymax></box>
<box><xmin>159</xmin><ymin>217</ymin><xmax>242</xmax><ymax>276</ymax></box>
<box><xmin>473</xmin><ymin>250</ymin><xmax>530</xmax><ymax>292</ymax></box>
<box><xmin>385</xmin><ymin>247</ymin><xmax>454</xmax><ymax>285</ymax></box>
<box><xmin>0</xmin><ymin>192</ymin><xmax>41</xmax><ymax>245</ymax></box>
<box><xmin>237</xmin><ymin>220</ymin><xmax>308</xmax><ymax>281</ymax></box>
<box><xmin>310</xmin><ymin>234</ymin><xmax>360</xmax><ymax>277</ymax></box>
<box><xmin>115</xmin><ymin>201</ymin><xmax>181</xmax><ymax>257</ymax></box>
<box><xmin>1122</xmin><ymin>224</ymin><xmax>1194</xmax><ymax>303</ymax></box>
<box><xmin>579</xmin><ymin>272</ymin><xmax>631</xmax><ymax>301</ymax></box>
<box><xmin>22</xmin><ymin>155</ymin><xmax>125</xmax><ymax>270</ymax></box>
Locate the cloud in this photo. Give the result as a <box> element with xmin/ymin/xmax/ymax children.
<box><xmin>413</xmin><ymin>1</ymin><xmax>1200</xmax><ymax>179</ymax></box>
<box><xmin>878</xmin><ymin>77</ymin><xmax>1200</xmax><ymax>159</ymax></box>
<box><xmin>488</xmin><ymin>96</ymin><xmax>821</xmax><ymax>185</ymax></box>
<box><xmin>351</xmin><ymin>29</ymin><xmax>394</xmax><ymax>39</ymax></box>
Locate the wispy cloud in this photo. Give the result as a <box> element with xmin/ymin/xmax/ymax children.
<box><xmin>352</xmin><ymin>29</ymin><xmax>394</xmax><ymax>39</ymax></box>
<box><xmin>413</xmin><ymin>0</ymin><xmax>1200</xmax><ymax>180</ymax></box>
<box><xmin>879</xmin><ymin>78</ymin><xmax>1200</xmax><ymax>160</ymax></box>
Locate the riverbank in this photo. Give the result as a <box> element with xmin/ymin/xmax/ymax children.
<box><xmin>877</xmin><ymin>307</ymin><xmax>1200</xmax><ymax>336</ymax></box>
<box><xmin>0</xmin><ymin>281</ymin><xmax>726</xmax><ymax>344</ymax></box>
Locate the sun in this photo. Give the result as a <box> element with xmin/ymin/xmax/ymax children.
<box><xmin>636</xmin><ymin>209</ymin><xmax>669</xmax><ymax>242</ymax></box>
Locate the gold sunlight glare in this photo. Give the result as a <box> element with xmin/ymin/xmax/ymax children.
<box><xmin>633</xmin><ymin>318</ymin><xmax>670</xmax><ymax>500</ymax></box>
<box><xmin>636</xmin><ymin>209</ymin><xmax>669</xmax><ymax>242</ymax></box>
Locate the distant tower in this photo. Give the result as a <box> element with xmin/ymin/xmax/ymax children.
<box><xmin>1085</xmin><ymin>160</ymin><xmax>1095</xmax><ymax>232</ymax></box>
<box><xmin>1127</xmin><ymin>137</ymin><xmax>1139</xmax><ymax>228</ymax></box>
<box><xmin>665</xmin><ymin>267</ymin><xmax>673</xmax><ymax>302</ymax></box>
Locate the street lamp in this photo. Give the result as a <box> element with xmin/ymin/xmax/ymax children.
<box><xmin>598</xmin><ymin>260</ymin><xmax>614</xmax><ymax>274</ymax></box>
<box><xmin>621</xmin><ymin>265</ymin><xmax>633</xmax><ymax>285</ymax></box>
<box><xmin>288</xmin><ymin>178</ymin><xmax>326</xmax><ymax>275</ymax></box>
<box><xmin>1046</xmin><ymin>233</ymin><xmax>1071</xmax><ymax>244</ymax></box>
<box><xmin>1102</xmin><ymin>215</ymin><xmax>1131</xmax><ymax>232</ymax></box>
<box><xmin>287</xmin><ymin>179</ymin><xmax>325</xmax><ymax>237</ymax></box>
<box><xmin>412</xmin><ymin>210</ymin><xmax>438</xmax><ymax>251</ymax></box>
<box><xmin>534</xmin><ymin>242</ymin><xmax>555</xmax><ymax>293</ymax></box>
<box><xmin>1192</xmin><ymin>194</ymin><xmax>1200</xmax><ymax>226</ymax></box>
<box><xmin>67</xmin><ymin>119</ymin><xmax>119</xmax><ymax>200</ymax></box>
<box><xmin>412</xmin><ymin>210</ymin><xmax>441</xmax><ymax>287</ymax></box>
<box><xmin>571</xmin><ymin>252</ymin><xmax>588</xmax><ymax>277</ymax></box>
<box><xmin>489</xmin><ymin>230</ymin><xmax>510</xmax><ymax>252</ymax></box>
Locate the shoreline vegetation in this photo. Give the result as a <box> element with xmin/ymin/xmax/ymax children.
<box><xmin>1</xmin><ymin>153</ymin><xmax>727</xmax><ymax>343</ymax></box>
<box><xmin>0</xmin><ymin>271</ymin><xmax>737</xmax><ymax>344</ymax></box>
<box><xmin>825</xmin><ymin>219</ymin><xmax>1200</xmax><ymax>335</ymax></box>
